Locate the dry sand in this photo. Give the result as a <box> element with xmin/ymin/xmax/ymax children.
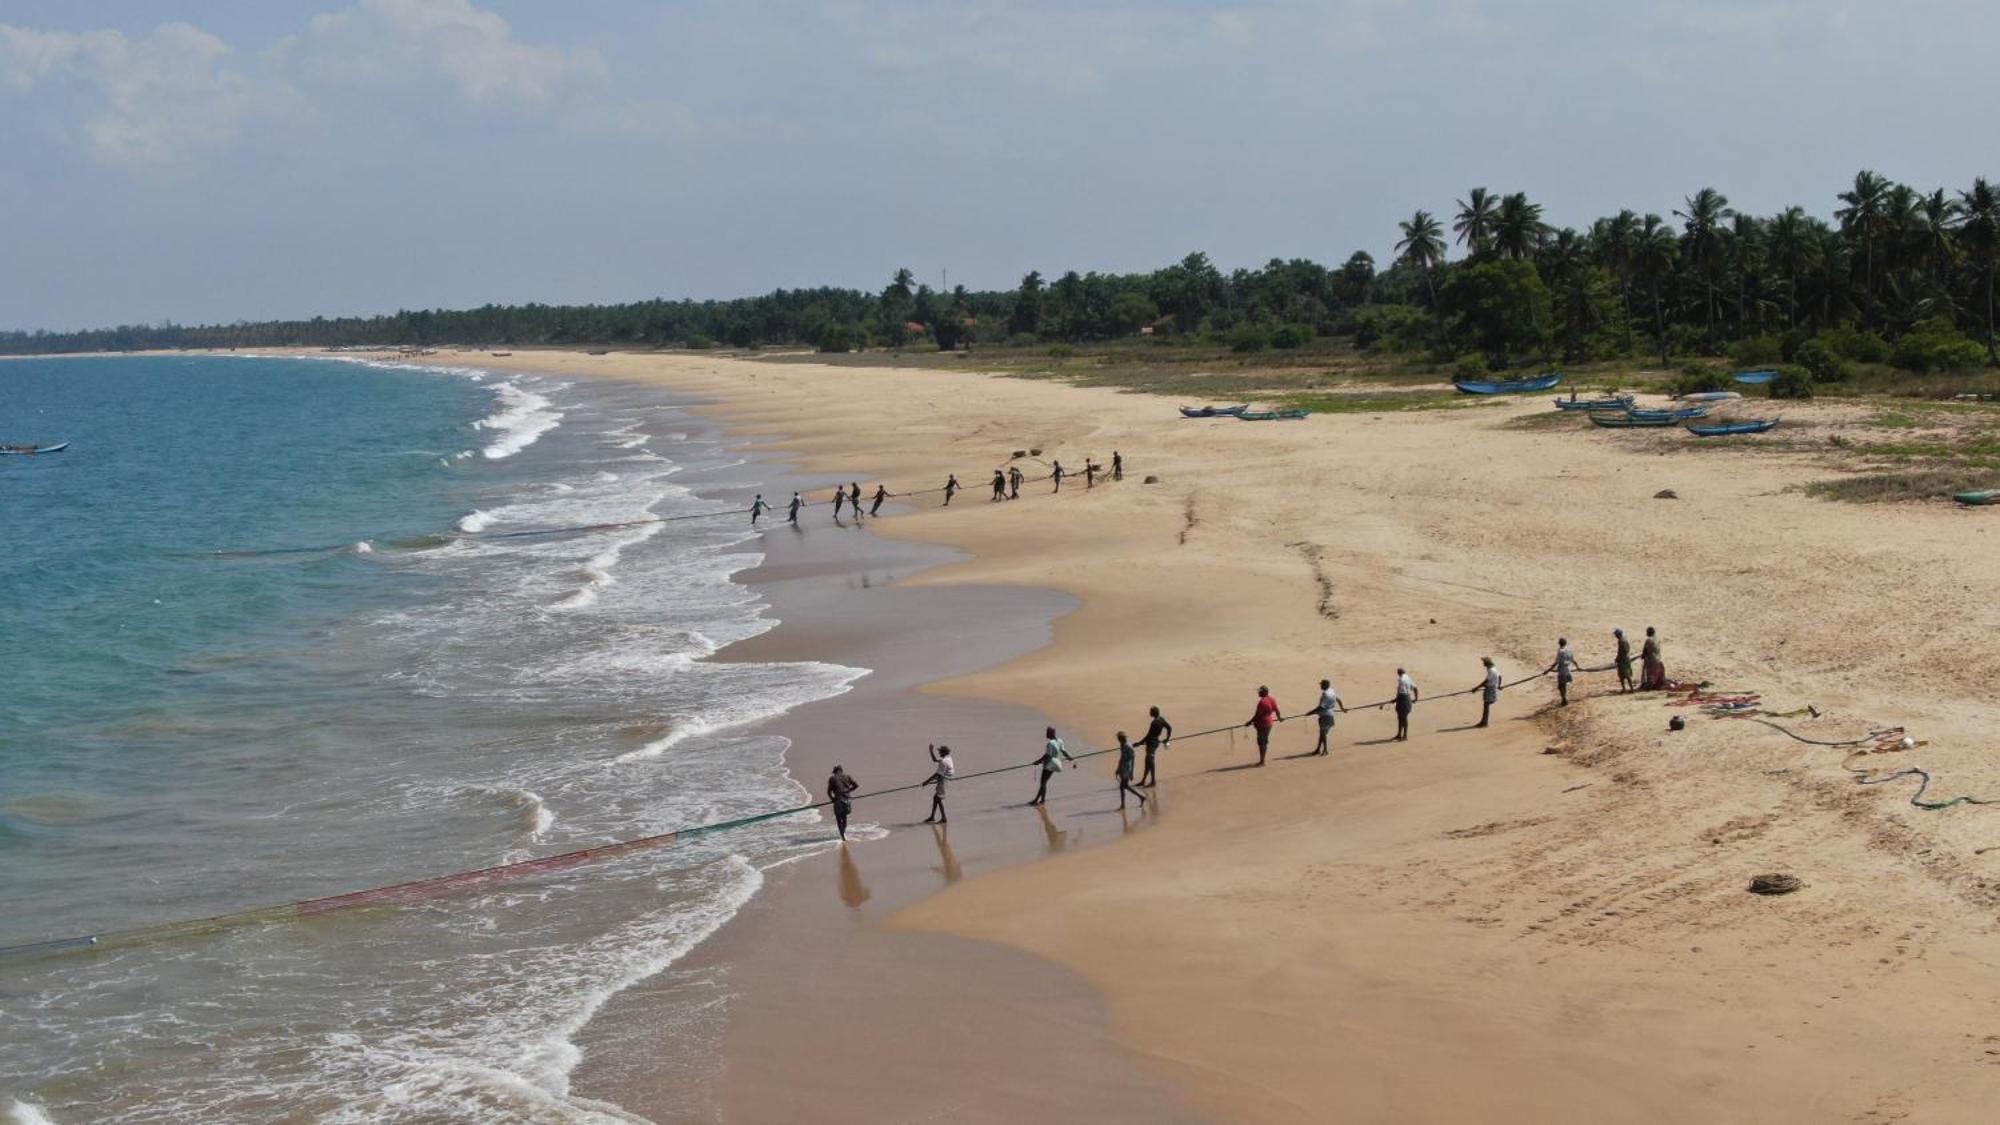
<box><xmin>380</xmin><ymin>346</ymin><xmax>2000</xmax><ymax>1121</ymax></box>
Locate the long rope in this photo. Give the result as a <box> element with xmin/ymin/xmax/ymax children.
<box><xmin>0</xmin><ymin>662</ymin><xmax>1524</xmax><ymax>964</ymax></box>
<box><xmin>196</xmin><ymin>466</ymin><xmax>1102</xmax><ymax>557</ymax></box>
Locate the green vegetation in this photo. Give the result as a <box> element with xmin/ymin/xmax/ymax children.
<box><xmin>7</xmin><ymin>170</ymin><xmax>1999</xmax><ymax>400</ymax></box>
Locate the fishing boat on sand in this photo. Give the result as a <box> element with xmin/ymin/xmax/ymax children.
<box><xmin>1454</xmin><ymin>373</ymin><xmax>1562</xmax><ymax>395</ymax></box>
<box><xmin>1627</xmin><ymin>405</ymin><xmax>1711</xmax><ymax>422</ymax></box>
<box><xmin>1677</xmin><ymin>390</ymin><xmax>1742</xmax><ymax>403</ymax></box>
<box><xmin>1591</xmin><ymin>412</ymin><xmax>1678</xmax><ymax>429</ymax></box>
<box><xmin>1954</xmin><ymin>489</ymin><xmax>2000</xmax><ymax>506</ymax></box>
<box><xmin>1687</xmin><ymin>419</ymin><xmax>1779</xmax><ymax>437</ymax></box>
<box><xmin>1179</xmin><ymin>404</ymin><xmax>1249</xmax><ymax>418</ymax></box>
<box><xmin>1732</xmin><ymin>370</ymin><xmax>1778</xmax><ymax>385</ymax></box>
<box><xmin>0</xmin><ymin>442</ymin><xmax>68</xmax><ymax>455</ymax></box>
<box><xmin>1236</xmin><ymin>409</ymin><xmax>1311</xmax><ymax>421</ymax></box>
<box><xmin>1553</xmin><ymin>394</ymin><xmax>1635</xmax><ymax>412</ymax></box>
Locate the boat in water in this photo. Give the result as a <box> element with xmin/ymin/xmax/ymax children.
<box><xmin>1454</xmin><ymin>373</ymin><xmax>1562</xmax><ymax>395</ymax></box>
<box><xmin>1688</xmin><ymin>419</ymin><xmax>1779</xmax><ymax>437</ymax></box>
<box><xmin>0</xmin><ymin>441</ymin><xmax>68</xmax><ymax>455</ymax></box>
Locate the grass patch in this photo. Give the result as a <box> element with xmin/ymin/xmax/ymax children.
<box><xmin>1799</xmin><ymin>467</ymin><xmax>2000</xmax><ymax>503</ymax></box>
<box><xmin>1277</xmin><ymin>389</ymin><xmax>1473</xmax><ymax>414</ymax></box>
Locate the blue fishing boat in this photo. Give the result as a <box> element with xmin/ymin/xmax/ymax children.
<box><xmin>1677</xmin><ymin>390</ymin><xmax>1742</xmax><ymax>403</ymax></box>
<box><xmin>1591</xmin><ymin>412</ymin><xmax>1677</xmax><ymax>429</ymax></box>
<box><xmin>1731</xmin><ymin>370</ymin><xmax>1778</xmax><ymax>385</ymax></box>
<box><xmin>1236</xmin><ymin>408</ymin><xmax>1311</xmax><ymax>421</ymax></box>
<box><xmin>1454</xmin><ymin>373</ymin><xmax>1563</xmax><ymax>395</ymax></box>
<box><xmin>1628</xmin><ymin>406</ymin><xmax>1711</xmax><ymax>422</ymax></box>
<box><xmin>1553</xmin><ymin>394</ymin><xmax>1635</xmax><ymax>412</ymax></box>
<box><xmin>1180</xmin><ymin>404</ymin><xmax>1249</xmax><ymax>418</ymax></box>
<box><xmin>1687</xmin><ymin>419</ymin><xmax>1779</xmax><ymax>437</ymax></box>
<box><xmin>0</xmin><ymin>441</ymin><xmax>67</xmax><ymax>455</ymax></box>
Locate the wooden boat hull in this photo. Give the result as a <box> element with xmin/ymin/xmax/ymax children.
<box><xmin>1591</xmin><ymin>413</ymin><xmax>1675</xmax><ymax>428</ymax></box>
<box><xmin>1236</xmin><ymin>410</ymin><xmax>1311</xmax><ymax>421</ymax></box>
<box><xmin>0</xmin><ymin>442</ymin><xmax>67</xmax><ymax>455</ymax></box>
<box><xmin>1954</xmin><ymin>489</ymin><xmax>2000</xmax><ymax>506</ymax></box>
<box><xmin>1553</xmin><ymin>396</ymin><xmax>1634</xmax><ymax>411</ymax></box>
<box><xmin>1628</xmin><ymin>406</ymin><xmax>1711</xmax><ymax>422</ymax></box>
<box><xmin>1180</xmin><ymin>405</ymin><xmax>1249</xmax><ymax>418</ymax></box>
<box><xmin>1678</xmin><ymin>391</ymin><xmax>1742</xmax><ymax>403</ymax></box>
<box><xmin>1732</xmin><ymin>370</ymin><xmax>1778</xmax><ymax>385</ymax></box>
<box><xmin>1454</xmin><ymin>374</ymin><xmax>1563</xmax><ymax>395</ymax></box>
<box><xmin>1688</xmin><ymin>420</ymin><xmax>1778</xmax><ymax>436</ymax></box>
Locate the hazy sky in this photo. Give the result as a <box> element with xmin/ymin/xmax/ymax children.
<box><xmin>4</xmin><ymin>0</ymin><xmax>1996</xmax><ymax>330</ymax></box>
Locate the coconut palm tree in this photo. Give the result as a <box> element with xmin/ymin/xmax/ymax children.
<box><xmin>1726</xmin><ymin>213</ymin><xmax>1766</xmax><ymax>336</ymax></box>
<box><xmin>1632</xmin><ymin>214</ymin><xmax>1679</xmax><ymax>365</ymax></box>
<box><xmin>1958</xmin><ymin>177</ymin><xmax>2000</xmax><ymax>363</ymax></box>
<box><xmin>1592</xmin><ymin>209</ymin><xmax>1640</xmax><ymax>351</ymax></box>
<box><xmin>1397</xmin><ymin>210</ymin><xmax>1449</xmax><ymax>345</ymax></box>
<box><xmin>1915</xmin><ymin>188</ymin><xmax>1961</xmax><ymax>294</ymax></box>
<box><xmin>1836</xmin><ymin>169</ymin><xmax>1892</xmax><ymax>324</ymax></box>
<box><xmin>1675</xmin><ymin>187</ymin><xmax>1732</xmax><ymax>347</ymax></box>
<box><xmin>1494</xmin><ymin>192</ymin><xmax>1545</xmax><ymax>261</ymax></box>
<box><xmin>1453</xmin><ymin>188</ymin><xmax>1497</xmax><ymax>257</ymax></box>
<box><xmin>1767</xmin><ymin>206</ymin><xmax>1814</xmax><ymax>329</ymax></box>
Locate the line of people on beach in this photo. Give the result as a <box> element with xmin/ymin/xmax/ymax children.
<box><xmin>744</xmin><ymin>451</ymin><xmax>1126</xmax><ymax>527</ymax></box>
<box><xmin>822</xmin><ymin>628</ymin><xmax>1669</xmax><ymax>840</ymax></box>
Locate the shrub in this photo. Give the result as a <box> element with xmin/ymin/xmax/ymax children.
<box><xmin>1226</xmin><ymin>324</ymin><xmax>1270</xmax><ymax>353</ymax></box>
<box><xmin>1891</xmin><ymin>319</ymin><xmax>1987</xmax><ymax>373</ymax></box>
<box><xmin>1795</xmin><ymin>339</ymin><xmax>1848</xmax><ymax>383</ymax></box>
<box><xmin>1270</xmin><ymin>323</ymin><xmax>1314</xmax><ymax>350</ymax></box>
<box><xmin>1820</xmin><ymin>324</ymin><xmax>1890</xmax><ymax>363</ymax></box>
<box><xmin>1005</xmin><ymin>332</ymin><xmax>1041</xmax><ymax>348</ymax></box>
<box><xmin>1046</xmin><ymin>344</ymin><xmax>1074</xmax><ymax>359</ymax></box>
<box><xmin>1731</xmin><ymin>334</ymin><xmax>1783</xmax><ymax>367</ymax></box>
<box><xmin>681</xmin><ymin>332</ymin><xmax>714</xmax><ymax>350</ymax></box>
<box><xmin>1769</xmin><ymin>366</ymin><xmax>1814</xmax><ymax>399</ymax></box>
<box><xmin>1665</xmin><ymin>323</ymin><xmax>1706</xmax><ymax>357</ymax></box>
<box><xmin>1452</xmin><ymin>354</ymin><xmax>1490</xmax><ymax>381</ymax></box>
<box><xmin>812</xmin><ymin>322</ymin><xmax>853</xmax><ymax>353</ymax></box>
<box><xmin>1347</xmin><ymin>304</ymin><xmax>1432</xmax><ymax>352</ymax></box>
<box><xmin>1668</xmin><ymin>368</ymin><xmax>1725</xmax><ymax>396</ymax></box>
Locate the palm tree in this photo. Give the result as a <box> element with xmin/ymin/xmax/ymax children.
<box><xmin>1396</xmin><ymin>210</ymin><xmax>1449</xmax><ymax>345</ymax></box>
<box><xmin>1836</xmin><ymin>169</ymin><xmax>1892</xmax><ymax>324</ymax></box>
<box><xmin>1494</xmin><ymin>192</ymin><xmax>1545</xmax><ymax>261</ymax></box>
<box><xmin>1675</xmin><ymin>188</ymin><xmax>1731</xmax><ymax>347</ymax></box>
<box><xmin>1767</xmin><ymin>207</ymin><xmax>1814</xmax><ymax>329</ymax></box>
<box><xmin>1453</xmin><ymin>188</ymin><xmax>1497</xmax><ymax>257</ymax></box>
<box><xmin>1632</xmin><ymin>214</ymin><xmax>1679</xmax><ymax>365</ymax></box>
<box><xmin>1592</xmin><ymin>209</ymin><xmax>1640</xmax><ymax>351</ymax></box>
<box><xmin>1958</xmin><ymin>177</ymin><xmax>2000</xmax><ymax>363</ymax></box>
<box><xmin>1726</xmin><ymin>213</ymin><xmax>1766</xmax><ymax>337</ymax></box>
<box><xmin>1915</xmin><ymin>188</ymin><xmax>1961</xmax><ymax>294</ymax></box>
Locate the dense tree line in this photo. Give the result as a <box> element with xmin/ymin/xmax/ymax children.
<box><xmin>6</xmin><ymin>170</ymin><xmax>1993</xmax><ymax>380</ymax></box>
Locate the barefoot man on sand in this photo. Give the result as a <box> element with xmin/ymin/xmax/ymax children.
<box><xmin>1310</xmin><ymin>678</ymin><xmax>1346</xmax><ymax>755</ymax></box>
<box><xmin>921</xmin><ymin>745</ymin><xmax>954</xmax><ymax>824</ymax></box>
<box><xmin>1245</xmin><ymin>685</ymin><xmax>1281</xmax><ymax>767</ymax></box>
<box><xmin>1137</xmin><ymin>705</ymin><xmax>1172</xmax><ymax>786</ymax></box>
<box><xmin>1394</xmin><ymin>667</ymin><xmax>1419</xmax><ymax>741</ymax></box>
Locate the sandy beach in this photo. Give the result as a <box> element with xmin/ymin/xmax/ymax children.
<box><xmin>355</xmin><ymin>345</ymin><xmax>2000</xmax><ymax>1121</ymax></box>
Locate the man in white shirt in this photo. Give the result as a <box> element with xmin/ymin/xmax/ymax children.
<box><xmin>1311</xmin><ymin>678</ymin><xmax>1347</xmax><ymax>756</ymax></box>
<box><xmin>1475</xmin><ymin>657</ymin><xmax>1502</xmax><ymax>728</ymax></box>
<box><xmin>1394</xmin><ymin>667</ymin><xmax>1419</xmax><ymax>742</ymax></box>
<box><xmin>922</xmin><ymin>744</ymin><xmax>955</xmax><ymax>824</ymax></box>
<box><xmin>1550</xmin><ymin>638</ymin><xmax>1579</xmax><ymax>706</ymax></box>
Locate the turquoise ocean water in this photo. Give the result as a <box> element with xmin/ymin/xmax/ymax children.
<box><xmin>0</xmin><ymin>356</ymin><xmax>860</xmax><ymax>1122</ymax></box>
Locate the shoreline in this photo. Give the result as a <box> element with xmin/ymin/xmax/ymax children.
<box><xmin>112</xmin><ymin>347</ymin><xmax>2000</xmax><ymax>1119</ymax></box>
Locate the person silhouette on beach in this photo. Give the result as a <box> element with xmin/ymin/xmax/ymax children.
<box><xmin>750</xmin><ymin>493</ymin><xmax>769</xmax><ymax>526</ymax></box>
<box><xmin>1474</xmin><ymin>658</ymin><xmax>1501</xmax><ymax>728</ymax></box>
<box><xmin>943</xmin><ymin>475</ymin><xmax>959</xmax><ymax>506</ymax></box>
<box><xmin>787</xmin><ymin>491</ymin><xmax>802</xmax><ymax>525</ymax></box>
<box><xmin>1614</xmin><ymin>628</ymin><xmax>1635</xmax><ymax>693</ymax></box>
<box><xmin>1311</xmin><ymin>678</ymin><xmax>1346</xmax><ymax>754</ymax></box>
<box><xmin>1029</xmin><ymin>727</ymin><xmax>1076</xmax><ymax>806</ymax></box>
<box><xmin>1084</xmin><ymin>459</ymin><xmax>1097</xmax><ymax>488</ymax></box>
<box><xmin>1114</xmin><ymin>731</ymin><xmax>1147</xmax><ymax>809</ymax></box>
<box><xmin>1549</xmin><ymin>638</ymin><xmax>1578</xmax><ymax>705</ymax></box>
<box><xmin>922</xmin><ymin>744</ymin><xmax>954</xmax><ymax>824</ymax></box>
<box><xmin>870</xmin><ymin>484</ymin><xmax>890</xmax><ymax>516</ymax></box>
<box><xmin>832</xmin><ymin>486</ymin><xmax>846</xmax><ymax>518</ymax></box>
<box><xmin>1009</xmin><ymin>466</ymin><xmax>1023</xmax><ymax>499</ymax></box>
<box><xmin>1641</xmin><ymin>627</ymin><xmax>1666</xmax><ymax>690</ymax></box>
<box><xmin>1245</xmin><ymin>685</ymin><xmax>1281</xmax><ymax>766</ymax></box>
<box><xmin>991</xmin><ymin>469</ymin><xmax>1007</xmax><ymax>501</ymax></box>
<box><xmin>1112</xmin><ymin>451</ymin><xmax>1123</xmax><ymax>481</ymax></box>
<box><xmin>1137</xmin><ymin>705</ymin><xmax>1172</xmax><ymax>787</ymax></box>
<box><xmin>1393</xmin><ymin>667</ymin><xmax>1419</xmax><ymax>741</ymax></box>
<box><xmin>1051</xmin><ymin>461</ymin><xmax>1065</xmax><ymax>493</ymax></box>
<box><xmin>849</xmin><ymin>482</ymin><xmax>863</xmax><ymax>518</ymax></box>
<box><xmin>827</xmin><ymin>765</ymin><xmax>860</xmax><ymax>841</ymax></box>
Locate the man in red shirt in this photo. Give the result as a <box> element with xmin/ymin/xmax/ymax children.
<box><xmin>1244</xmin><ymin>685</ymin><xmax>1282</xmax><ymax>767</ymax></box>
